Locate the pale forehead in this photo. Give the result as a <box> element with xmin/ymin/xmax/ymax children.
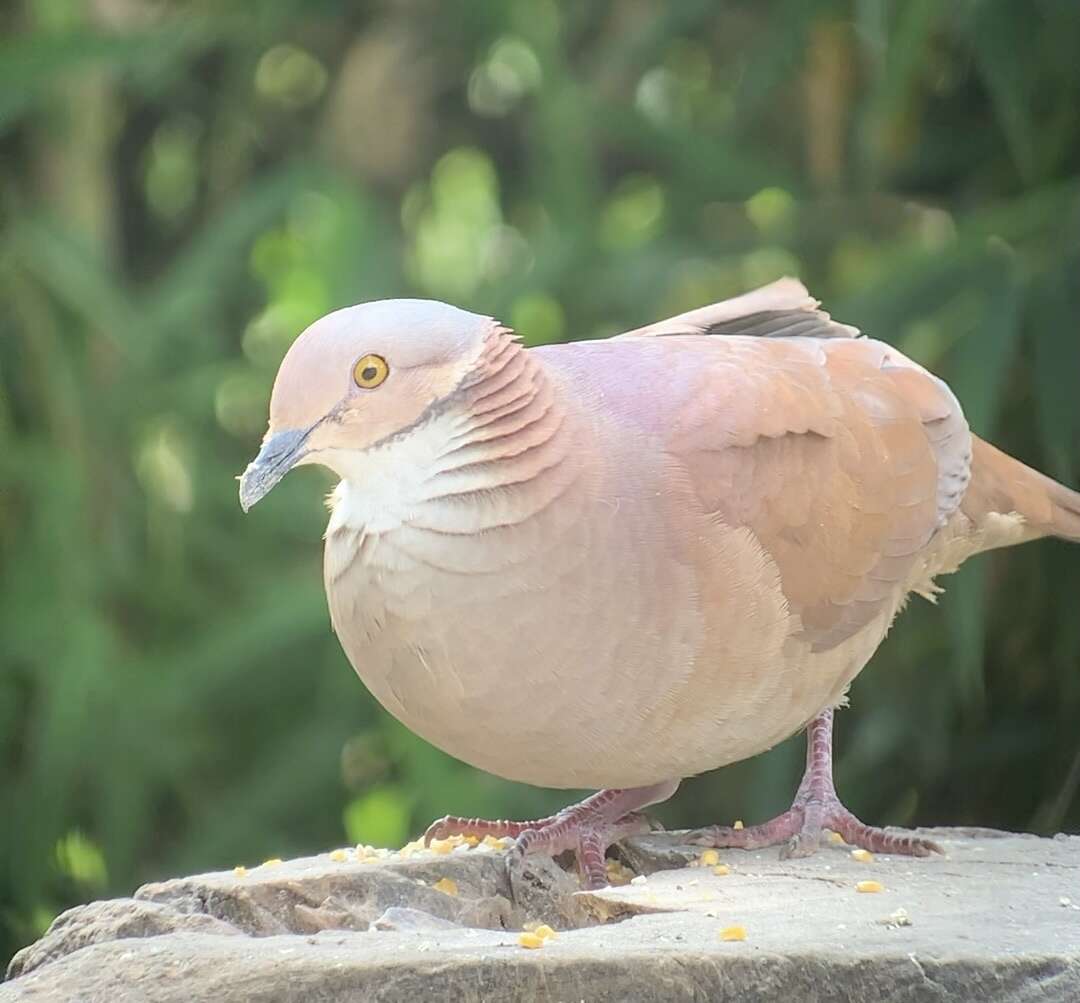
<box><xmin>288</xmin><ymin>298</ymin><xmax>492</xmax><ymax>369</ymax></box>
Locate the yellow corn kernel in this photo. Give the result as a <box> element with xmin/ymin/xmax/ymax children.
<box><xmin>518</xmin><ymin>931</ymin><xmax>545</xmax><ymax>949</ymax></box>
<box><xmin>329</xmin><ymin>849</ymin><xmax>349</xmax><ymax>863</ymax></box>
<box><xmin>261</xmin><ymin>858</ymin><xmax>283</xmax><ymax>868</ymax></box>
<box><xmin>464</xmin><ymin>835</ymin><xmax>480</xmax><ymax>847</ymax></box>
<box><xmin>605</xmin><ymin>859</ymin><xmax>634</xmax><ymax>885</ymax></box>
<box><xmin>433</xmin><ymin>877</ymin><xmax>458</xmax><ymax>896</ymax></box>
<box><xmin>429</xmin><ymin>838</ymin><xmax>455</xmax><ymax>855</ymax></box>
<box><xmin>399</xmin><ymin>838</ymin><xmax>425</xmax><ymax>856</ymax></box>
<box><xmin>533</xmin><ymin>924</ymin><xmax>557</xmax><ymax>941</ymax></box>
<box><xmin>719</xmin><ymin>925</ymin><xmax>747</xmax><ymax>942</ymax></box>
<box><xmin>233</xmin><ymin>866</ymin><xmax>248</xmax><ymax>878</ymax></box>
<box><xmin>828</xmin><ymin>831</ymin><xmax>845</xmax><ymax>845</ymax></box>
<box><xmin>482</xmin><ymin>834</ymin><xmax>505</xmax><ymax>849</ymax></box>
<box><xmin>698</xmin><ymin>849</ymin><xmax>720</xmax><ymax>867</ymax></box>
<box><xmin>851</xmin><ymin>849</ymin><xmax>873</xmax><ymax>863</ymax></box>
<box><xmin>712</xmin><ymin>864</ymin><xmax>730</xmax><ymax>876</ymax></box>
<box><xmin>856</xmin><ymin>880</ymin><xmax>884</xmax><ymax>893</ymax></box>
<box><xmin>732</xmin><ymin>820</ymin><xmax>744</xmax><ymax>831</ymax></box>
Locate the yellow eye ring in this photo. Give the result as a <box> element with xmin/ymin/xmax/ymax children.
<box><xmin>353</xmin><ymin>354</ymin><xmax>389</xmax><ymax>389</ymax></box>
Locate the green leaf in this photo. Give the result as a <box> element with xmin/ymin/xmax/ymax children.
<box><xmin>8</xmin><ymin>219</ymin><xmax>147</xmax><ymax>359</ymax></box>
<box><xmin>343</xmin><ymin>788</ymin><xmax>413</xmax><ymax>849</ymax></box>
<box><xmin>947</xmin><ymin>257</ymin><xmax>1024</xmax><ymax>435</ymax></box>
<box><xmin>1030</xmin><ymin>264</ymin><xmax>1080</xmax><ymax>484</ymax></box>
<box><xmin>0</xmin><ymin>24</ymin><xmax>217</xmax><ymax>131</ymax></box>
<box><xmin>54</xmin><ymin>832</ymin><xmax>108</xmax><ymax>889</ymax></box>
<box><xmin>965</xmin><ymin>1</ymin><xmax>1038</xmax><ymax>183</ymax></box>
<box><xmin>147</xmin><ymin>162</ymin><xmax>320</xmax><ymax>335</ymax></box>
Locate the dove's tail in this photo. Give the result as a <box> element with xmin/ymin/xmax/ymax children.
<box><xmin>962</xmin><ymin>436</ymin><xmax>1080</xmax><ymax>548</ymax></box>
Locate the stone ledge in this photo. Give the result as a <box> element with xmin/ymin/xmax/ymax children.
<box><xmin>4</xmin><ymin>829</ymin><xmax>1079</xmax><ymax>1002</ymax></box>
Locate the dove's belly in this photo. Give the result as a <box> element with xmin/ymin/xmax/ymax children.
<box><xmin>324</xmin><ymin>479</ymin><xmax>898</xmax><ymax>790</ymax></box>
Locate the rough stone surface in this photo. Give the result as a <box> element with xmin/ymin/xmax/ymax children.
<box><xmin>4</xmin><ymin>829</ymin><xmax>1080</xmax><ymax>1002</ymax></box>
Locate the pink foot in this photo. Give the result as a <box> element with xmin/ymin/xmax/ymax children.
<box><xmin>690</xmin><ymin>709</ymin><xmax>942</xmax><ymax>859</ymax></box>
<box><xmin>424</xmin><ymin>782</ymin><xmax>677</xmax><ymax>889</ymax></box>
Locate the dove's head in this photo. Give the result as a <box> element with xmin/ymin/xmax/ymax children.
<box><xmin>239</xmin><ymin>299</ymin><xmax>497</xmax><ymax>511</ymax></box>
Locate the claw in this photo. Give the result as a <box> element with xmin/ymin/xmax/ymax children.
<box><xmin>417</xmin><ymin>783</ymin><xmax>675</xmax><ymax>888</ymax></box>
<box><xmin>695</xmin><ymin>709</ymin><xmax>943</xmax><ymax>861</ymax></box>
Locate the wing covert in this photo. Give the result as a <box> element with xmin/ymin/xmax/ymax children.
<box><xmin>669</xmin><ymin>335</ymin><xmax>971</xmax><ymax>651</ymax></box>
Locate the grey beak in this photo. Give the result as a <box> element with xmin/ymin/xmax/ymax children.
<box><xmin>238</xmin><ymin>427</ymin><xmax>310</xmax><ymax>512</ymax></box>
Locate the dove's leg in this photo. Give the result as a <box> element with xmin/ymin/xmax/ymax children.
<box><xmin>690</xmin><ymin>708</ymin><xmax>942</xmax><ymax>858</ymax></box>
<box><xmin>425</xmin><ymin>781</ymin><xmax>678</xmax><ymax>888</ymax></box>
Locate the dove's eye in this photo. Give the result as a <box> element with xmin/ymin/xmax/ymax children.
<box><xmin>353</xmin><ymin>354</ymin><xmax>389</xmax><ymax>389</ymax></box>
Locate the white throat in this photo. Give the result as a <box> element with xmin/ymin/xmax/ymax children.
<box><xmin>324</xmin><ymin>411</ymin><xmax>462</xmax><ymax>536</ymax></box>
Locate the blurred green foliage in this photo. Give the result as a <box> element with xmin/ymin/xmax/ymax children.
<box><xmin>3</xmin><ymin>0</ymin><xmax>1080</xmax><ymax>967</ymax></box>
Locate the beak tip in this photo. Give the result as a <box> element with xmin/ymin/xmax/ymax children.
<box><xmin>238</xmin><ymin>466</ymin><xmax>265</xmax><ymax>513</ymax></box>
<box><xmin>238</xmin><ymin>427</ymin><xmax>309</xmax><ymax>513</ymax></box>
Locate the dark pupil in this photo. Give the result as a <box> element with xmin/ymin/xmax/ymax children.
<box><xmin>360</xmin><ymin>365</ymin><xmax>378</xmax><ymax>382</ymax></box>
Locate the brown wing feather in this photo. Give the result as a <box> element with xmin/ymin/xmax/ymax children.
<box><xmin>618</xmin><ymin>277</ymin><xmax>860</xmax><ymax>341</ymax></box>
<box><xmin>670</xmin><ymin>336</ymin><xmax>971</xmax><ymax>651</ymax></box>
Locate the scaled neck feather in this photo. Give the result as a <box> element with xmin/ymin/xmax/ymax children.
<box><xmin>327</xmin><ymin>326</ymin><xmax>569</xmax><ymax>537</ymax></box>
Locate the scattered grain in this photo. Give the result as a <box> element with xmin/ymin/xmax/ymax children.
<box><xmin>605</xmin><ymin>859</ymin><xmax>635</xmax><ymax>885</ymax></box>
<box><xmin>433</xmin><ymin>877</ymin><xmax>458</xmax><ymax>896</ymax></box>
<box><xmin>877</xmin><ymin>907</ymin><xmax>911</xmax><ymax>927</ymax></box>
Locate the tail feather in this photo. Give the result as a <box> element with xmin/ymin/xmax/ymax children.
<box><xmin>1051</xmin><ymin>479</ymin><xmax>1080</xmax><ymax>541</ymax></box>
<box><xmin>963</xmin><ymin>436</ymin><xmax>1080</xmax><ymax>545</ymax></box>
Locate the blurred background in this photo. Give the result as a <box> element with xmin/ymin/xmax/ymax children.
<box><xmin>3</xmin><ymin>0</ymin><xmax>1080</xmax><ymax>967</ymax></box>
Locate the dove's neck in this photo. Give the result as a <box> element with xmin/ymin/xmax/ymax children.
<box><xmin>327</xmin><ymin>331</ymin><xmax>572</xmax><ymax>537</ymax></box>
